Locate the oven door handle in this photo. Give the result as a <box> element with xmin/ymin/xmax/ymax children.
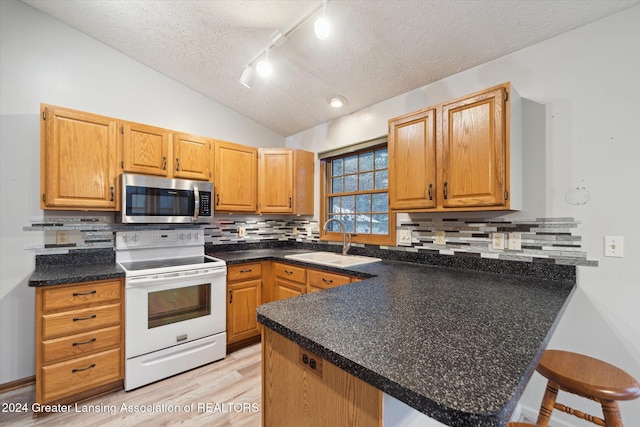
<box><xmin>126</xmin><ymin>268</ymin><xmax>225</xmax><ymax>287</ymax></box>
<box><xmin>193</xmin><ymin>186</ymin><xmax>200</xmax><ymax>222</ymax></box>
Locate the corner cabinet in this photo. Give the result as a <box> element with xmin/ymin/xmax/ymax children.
<box><xmin>214</xmin><ymin>140</ymin><xmax>258</xmax><ymax>212</ymax></box>
<box><xmin>40</xmin><ymin>105</ymin><xmax>119</xmax><ymax>210</ymax></box>
<box><xmin>35</xmin><ymin>279</ymin><xmax>124</xmax><ymax>406</ymax></box>
<box><xmin>388</xmin><ymin>82</ymin><xmax>521</xmax><ymax>212</ymax></box>
<box><xmin>258</xmin><ymin>148</ymin><xmax>314</xmax><ymax>215</ymax></box>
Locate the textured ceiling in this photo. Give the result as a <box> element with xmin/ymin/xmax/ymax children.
<box><xmin>22</xmin><ymin>0</ymin><xmax>640</xmax><ymax>137</ymax></box>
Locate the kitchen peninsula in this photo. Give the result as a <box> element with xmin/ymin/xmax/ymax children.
<box><xmin>213</xmin><ymin>249</ymin><xmax>575</xmax><ymax>427</ymax></box>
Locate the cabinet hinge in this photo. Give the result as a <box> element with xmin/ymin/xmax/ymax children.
<box><xmin>42</xmin><ymin>193</ymin><xmax>46</xmax><ymax>202</ymax></box>
<box><xmin>504</xmin><ymin>190</ymin><xmax>509</xmax><ymax>201</ymax></box>
<box><xmin>42</xmin><ymin>111</ymin><xmax>46</xmax><ymax>120</ymax></box>
<box><xmin>504</xmin><ymin>91</ymin><xmax>509</xmax><ymax>102</ymax></box>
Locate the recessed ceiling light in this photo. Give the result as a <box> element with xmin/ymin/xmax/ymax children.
<box><xmin>329</xmin><ymin>95</ymin><xmax>347</xmax><ymax>108</ymax></box>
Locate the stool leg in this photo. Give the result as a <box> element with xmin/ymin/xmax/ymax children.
<box><xmin>537</xmin><ymin>380</ymin><xmax>559</xmax><ymax>427</ymax></box>
<box><xmin>601</xmin><ymin>399</ymin><xmax>623</xmax><ymax>427</ymax></box>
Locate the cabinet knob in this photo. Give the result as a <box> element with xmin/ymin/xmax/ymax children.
<box><xmin>443</xmin><ymin>181</ymin><xmax>448</xmax><ymax>200</ymax></box>
<box><xmin>162</xmin><ymin>156</ymin><xmax>167</xmax><ymax>170</ymax></box>
<box><xmin>322</xmin><ymin>278</ymin><xmax>333</xmax><ymax>284</ymax></box>
<box><xmin>175</xmin><ymin>157</ymin><xmax>180</xmax><ymax>171</ymax></box>
<box><xmin>428</xmin><ymin>183</ymin><xmax>433</xmax><ymax>201</ymax></box>
<box><xmin>229</xmin><ymin>290</ymin><xmax>233</xmax><ymax>304</ymax></box>
<box><xmin>72</xmin><ymin>314</ymin><xmax>97</xmax><ymax>322</ymax></box>
<box><xmin>110</xmin><ymin>186</ymin><xmax>114</xmax><ymax>202</ymax></box>
<box><xmin>72</xmin><ymin>337</ymin><xmax>96</xmax><ymax>346</ymax></box>
<box><xmin>72</xmin><ymin>363</ymin><xmax>96</xmax><ymax>373</ymax></box>
<box><xmin>72</xmin><ymin>290</ymin><xmax>97</xmax><ymax>297</ymax></box>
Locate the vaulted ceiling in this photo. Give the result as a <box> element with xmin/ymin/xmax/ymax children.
<box><xmin>22</xmin><ymin>0</ymin><xmax>640</xmax><ymax>136</ymax></box>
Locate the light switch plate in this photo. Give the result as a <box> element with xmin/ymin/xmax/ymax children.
<box><xmin>292</xmin><ymin>227</ymin><xmax>298</xmax><ymax>236</ymax></box>
<box><xmin>507</xmin><ymin>232</ymin><xmax>521</xmax><ymax>250</ymax></box>
<box><xmin>238</xmin><ymin>226</ymin><xmax>246</xmax><ymax>237</ymax></box>
<box><xmin>604</xmin><ymin>236</ymin><xmax>623</xmax><ymax>257</ymax></box>
<box><xmin>397</xmin><ymin>229</ymin><xmax>412</xmax><ymax>245</ymax></box>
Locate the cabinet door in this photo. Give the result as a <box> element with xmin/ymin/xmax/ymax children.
<box><xmin>227</xmin><ymin>279</ymin><xmax>261</xmax><ymax>344</ymax></box>
<box><xmin>173</xmin><ymin>133</ymin><xmax>212</xmax><ymax>181</ymax></box>
<box><xmin>263</xmin><ymin>328</ymin><xmax>382</xmax><ymax>426</ymax></box>
<box><xmin>41</xmin><ymin>105</ymin><xmax>118</xmax><ymax>210</ymax></box>
<box><xmin>121</xmin><ymin>122</ymin><xmax>169</xmax><ymax>176</ymax></box>
<box><xmin>274</xmin><ymin>278</ymin><xmax>305</xmax><ymax>301</ymax></box>
<box><xmin>259</xmin><ymin>148</ymin><xmax>293</xmax><ymax>213</ymax></box>
<box><xmin>214</xmin><ymin>140</ymin><xmax>257</xmax><ymax>212</ymax></box>
<box><xmin>388</xmin><ymin>108</ymin><xmax>436</xmax><ymax>210</ymax></box>
<box><xmin>440</xmin><ymin>87</ymin><xmax>506</xmax><ymax>208</ymax></box>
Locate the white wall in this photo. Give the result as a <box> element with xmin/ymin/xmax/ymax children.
<box><xmin>288</xmin><ymin>6</ymin><xmax>640</xmax><ymax>425</ymax></box>
<box><xmin>0</xmin><ymin>0</ymin><xmax>284</xmax><ymax>385</ymax></box>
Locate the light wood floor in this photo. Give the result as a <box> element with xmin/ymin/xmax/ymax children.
<box><xmin>0</xmin><ymin>343</ymin><xmax>261</xmax><ymax>426</ymax></box>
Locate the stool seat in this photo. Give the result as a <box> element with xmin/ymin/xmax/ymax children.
<box><xmin>535</xmin><ymin>350</ymin><xmax>640</xmax><ymax>427</ymax></box>
<box><xmin>537</xmin><ymin>350</ymin><xmax>640</xmax><ymax>401</ymax></box>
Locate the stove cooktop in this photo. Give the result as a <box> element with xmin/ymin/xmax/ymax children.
<box><xmin>118</xmin><ymin>255</ymin><xmax>225</xmax><ymax>273</ymax></box>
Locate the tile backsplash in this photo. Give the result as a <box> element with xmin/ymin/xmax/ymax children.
<box><xmin>24</xmin><ymin>214</ymin><xmax>597</xmax><ymax>267</ymax></box>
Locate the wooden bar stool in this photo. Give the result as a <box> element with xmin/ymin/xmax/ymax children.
<box><xmin>535</xmin><ymin>350</ymin><xmax>640</xmax><ymax>427</ymax></box>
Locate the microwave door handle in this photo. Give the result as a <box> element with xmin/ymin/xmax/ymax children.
<box><xmin>193</xmin><ymin>186</ymin><xmax>200</xmax><ymax>221</ymax></box>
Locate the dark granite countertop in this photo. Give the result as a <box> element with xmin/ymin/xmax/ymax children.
<box><xmin>28</xmin><ymin>248</ymin><xmax>125</xmax><ymax>287</ymax></box>
<box><xmin>211</xmin><ymin>248</ymin><xmax>575</xmax><ymax>427</ymax></box>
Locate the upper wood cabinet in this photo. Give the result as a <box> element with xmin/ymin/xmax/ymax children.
<box><xmin>388</xmin><ymin>82</ymin><xmax>521</xmax><ymax>212</ymax></box>
<box><xmin>40</xmin><ymin>105</ymin><xmax>119</xmax><ymax>210</ymax></box>
<box><xmin>120</xmin><ymin>121</ymin><xmax>170</xmax><ymax>176</ymax></box>
<box><xmin>388</xmin><ymin>108</ymin><xmax>437</xmax><ymax>210</ymax></box>
<box><xmin>172</xmin><ymin>133</ymin><xmax>212</xmax><ymax>181</ymax></box>
<box><xmin>258</xmin><ymin>148</ymin><xmax>314</xmax><ymax>215</ymax></box>
<box><xmin>214</xmin><ymin>140</ymin><xmax>258</xmax><ymax>212</ymax></box>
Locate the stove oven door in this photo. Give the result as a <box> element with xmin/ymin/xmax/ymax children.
<box><xmin>125</xmin><ymin>267</ymin><xmax>226</xmax><ymax>359</ymax></box>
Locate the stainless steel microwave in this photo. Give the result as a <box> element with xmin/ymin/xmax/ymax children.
<box><xmin>121</xmin><ymin>173</ymin><xmax>213</xmax><ymax>224</ymax></box>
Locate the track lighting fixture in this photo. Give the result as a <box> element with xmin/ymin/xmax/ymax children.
<box><xmin>256</xmin><ymin>50</ymin><xmax>273</xmax><ymax>78</ymax></box>
<box><xmin>239</xmin><ymin>65</ymin><xmax>254</xmax><ymax>89</ymax></box>
<box><xmin>314</xmin><ymin>1</ymin><xmax>330</xmax><ymax>40</ymax></box>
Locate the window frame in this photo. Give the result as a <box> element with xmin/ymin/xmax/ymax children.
<box><xmin>320</xmin><ymin>144</ymin><xmax>395</xmax><ymax>246</ymax></box>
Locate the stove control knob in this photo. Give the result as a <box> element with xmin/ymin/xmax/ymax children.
<box><xmin>187</xmin><ymin>233</ymin><xmax>192</xmax><ymax>240</ymax></box>
<box><xmin>132</xmin><ymin>234</ymin><xmax>139</xmax><ymax>242</ymax></box>
<box><xmin>179</xmin><ymin>233</ymin><xmax>185</xmax><ymax>240</ymax></box>
<box><xmin>194</xmin><ymin>233</ymin><xmax>200</xmax><ymax>240</ymax></box>
<box><xmin>122</xmin><ymin>235</ymin><xmax>130</xmax><ymax>243</ymax></box>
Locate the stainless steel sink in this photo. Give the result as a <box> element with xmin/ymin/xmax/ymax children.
<box><xmin>285</xmin><ymin>252</ymin><xmax>381</xmax><ymax>268</ymax></box>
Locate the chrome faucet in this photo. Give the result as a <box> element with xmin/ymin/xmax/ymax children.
<box><xmin>323</xmin><ymin>218</ymin><xmax>351</xmax><ymax>255</ymax></box>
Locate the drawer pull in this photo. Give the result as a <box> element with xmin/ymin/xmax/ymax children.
<box><xmin>285</xmin><ymin>270</ymin><xmax>293</xmax><ymax>275</ymax></box>
<box><xmin>72</xmin><ymin>290</ymin><xmax>97</xmax><ymax>297</ymax></box>
<box><xmin>73</xmin><ymin>314</ymin><xmax>97</xmax><ymax>322</ymax></box>
<box><xmin>240</xmin><ymin>269</ymin><xmax>253</xmax><ymax>273</ymax></box>
<box><xmin>72</xmin><ymin>363</ymin><xmax>96</xmax><ymax>373</ymax></box>
<box><xmin>72</xmin><ymin>338</ymin><xmax>96</xmax><ymax>346</ymax></box>
<box><xmin>322</xmin><ymin>278</ymin><xmax>334</xmax><ymax>284</ymax></box>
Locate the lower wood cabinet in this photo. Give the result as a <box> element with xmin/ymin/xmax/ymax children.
<box><xmin>307</xmin><ymin>269</ymin><xmax>352</xmax><ymax>293</ymax></box>
<box><xmin>226</xmin><ymin>263</ymin><xmax>262</xmax><ymax>347</ymax></box>
<box><xmin>273</xmin><ymin>262</ymin><xmax>306</xmax><ymax>301</ymax></box>
<box><xmin>35</xmin><ymin>279</ymin><xmax>124</xmax><ymax>405</ymax></box>
<box><xmin>262</xmin><ymin>327</ymin><xmax>382</xmax><ymax>426</ymax></box>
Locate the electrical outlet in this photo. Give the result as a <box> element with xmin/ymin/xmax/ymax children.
<box><xmin>604</xmin><ymin>236</ymin><xmax>623</xmax><ymax>257</ymax></box>
<box><xmin>507</xmin><ymin>232</ymin><xmax>521</xmax><ymax>250</ymax></box>
<box><xmin>292</xmin><ymin>227</ymin><xmax>298</xmax><ymax>236</ymax></box>
<box><xmin>306</xmin><ymin>227</ymin><xmax>312</xmax><ymax>236</ymax></box>
<box><xmin>397</xmin><ymin>229</ymin><xmax>412</xmax><ymax>245</ymax></box>
<box><xmin>238</xmin><ymin>226</ymin><xmax>246</xmax><ymax>237</ymax></box>
<box><xmin>434</xmin><ymin>230</ymin><xmax>446</xmax><ymax>245</ymax></box>
<box><xmin>492</xmin><ymin>233</ymin><xmax>505</xmax><ymax>250</ymax></box>
<box><xmin>56</xmin><ymin>230</ymin><xmax>69</xmax><ymax>245</ymax></box>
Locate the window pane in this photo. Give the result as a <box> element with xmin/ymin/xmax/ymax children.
<box><xmin>356</xmin><ymin>194</ymin><xmax>370</xmax><ymax>213</ymax></box>
<box><xmin>374</xmin><ymin>170</ymin><xmax>388</xmax><ymax>189</ymax></box>
<box><xmin>326</xmin><ymin>215</ymin><xmax>340</xmax><ymax>232</ymax></box>
<box><xmin>342</xmin><ymin>215</ymin><xmax>355</xmax><ymax>233</ymax></box>
<box><xmin>342</xmin><ymin>195</ymin><xmax>355</xmax><ymax>214</ymax></box>
<box><xmin>332</xmin><ymin>177</ymin><xmax>343</xmax><ymax>193</ymax></box>
<box><xmin>375</xmin><ymin>149</ymin><xmax>388</xmax><ymax>169</ymax></box>
<box><xmin>359</xmin><ymin>172</ymin><xmax>373</xmax><ymax>191</ymax></box>
<box><xmin>372</xmin><ymin>193</ymin><xmax>388</xmax><ymax>212</ymax></box>
<box><xmin>344</xmin><ymin>174</ymin><xmax>357</xmax><ymax>192</ymax></box>
<box><xmin>332</xmin><ymin>159</ymin><xmax>343</xmax><ymax>176</ymax></box>
<box><xmin>356</xmin><ymin>214</ymin><xmax>371</xmax><ymax>233</ymax></box>
<box><xmin>359</xmin><ymin>152</ymin><xmax>373</xmax><ymax>171</ymax></box>
<box><xmin>329</xmin><ymin>196</ymin><xmax>340</xmax><ymax>214</ymax></box>
<box><xmin>372</xmin><ymin>214</ymin><xmax>388</xmax><ymax>234</ymax></box>
<box><xmin>344</xmin><ymin>155</ymin><xmax>358</xmax><ymax>174</ymax></box>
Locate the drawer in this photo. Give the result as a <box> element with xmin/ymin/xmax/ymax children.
<box><xmin>307</xmin><ymin>269</ymin><xmax>351</xmax><ymax>290</ymax></box>
<box><xmin>227</xmin><ymin>263</ymin><xmax>262</xmax><ymax>281</ymax></box>
<box><xmin>42</xmin><ymin>280</ymin><xmax>122</xmax><ymax>312</ymax></box>
<box><xmin>42</xmin><ymin>325</ymin><xmax>121</xmax><ymax>365</ymax></box>
<box><xmin>42</xmin><ymin>347</ymin><xmax>122</xmax><ymax>403</ymax></box>
<box><xmin>42</xmin><ymin>303</ymin><xmax>121</xmax><ymax>340</ymax></box>
<box><xmin>274</xmin><ymin>263</ymin><xmax>306</xmax><ymax>284</ymax></box>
